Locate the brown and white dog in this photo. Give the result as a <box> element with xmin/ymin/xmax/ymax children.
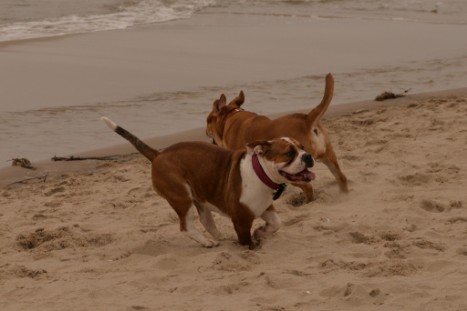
<box><xmin>101</xmin><ymin>117</ymin><xmax>315</xmax><ymax>249</ymax></box>
<box><xmin>206</xmin><ymin>73</ymin><xmax>348</xmax><ymax>202</ymax></box>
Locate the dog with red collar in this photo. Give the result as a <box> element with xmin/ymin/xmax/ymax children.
<box><xmin>206</xmin><ymin>73</ymin><xmax>348</xmax><ymax>202</ymax></box>
<box><xmin>101</xmin><ymin>117</ymin><xmax>314</xmax><ymax>249</ymax></box>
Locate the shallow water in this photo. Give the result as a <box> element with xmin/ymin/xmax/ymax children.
<box><xmin>2</xmin><ymin>54</ymin><xmax>466</xmax><ymax>167</ymax></box>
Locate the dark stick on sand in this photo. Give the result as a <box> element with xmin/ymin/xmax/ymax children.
<box><xmin>51</xmin><ymin>155</ymin><xmax>123</xmax><ymax>162</ymax></box>
<box><xmin>375</xmin><ymin>88</ymin><xmax>412</xmax><ymax>101</ymax></box>
<box><xmin>7</xmin><ymin>173</ymin><xmax>49</xmax><ymax>186</ymax></box>
<box><xmin>9</xmin><ymin>158</ymin><xmax>35</xmax><ymax>170</ymax></box>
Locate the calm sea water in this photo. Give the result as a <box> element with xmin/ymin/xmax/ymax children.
<box><xmin>0</xmin><ymin>0</ymin><xmax>466</xmax><ymax>168</ymax></box>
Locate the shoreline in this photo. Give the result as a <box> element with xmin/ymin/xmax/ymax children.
<box><xmin>2</xmin><ymin>10</ymin><xmax>467</xmax><ymax>111</ymax></box>
<box><xmin>1</xmin><ymin>8</ymin><xmax>467</xmax><ymax>169</ymax></box>
<box><xmin>2</xmin><ymin>86</ymin><xmax>466</xmax><ymax>188</ymax></box>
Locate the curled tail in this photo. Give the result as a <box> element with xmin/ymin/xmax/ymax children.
<box><xmin>308</xmin><ymin>73</ymin><xmax>334</xmax><ymax>125</ymax></box>
<box><xmin>101</xmin><ymin>117</ymin><xmax>159</xmax><ymax>161</ymax></box>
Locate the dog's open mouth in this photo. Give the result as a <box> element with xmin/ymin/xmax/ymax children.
<box><xmin>280</xmin><ymin>169</ymin><xmax>315</xmax><ymax>183</ymax></box>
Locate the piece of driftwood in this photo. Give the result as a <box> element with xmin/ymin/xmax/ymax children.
<box><xmin>10</xmin><ymin>158</ymin><xmax>35</xmax><ymax>170</ymax></box>
<box><xmin>7</xmin><ymin>173</ymin><xmax>48</xmax><ymax>186</ymax></box>
<box><xmin>375</xmin><ymin>89</ymin><xmax>411</xmax><ymax>101</ymax></box>
<box><xmin>51</xmin><ymin>155</ymin><xmax>123</xmax><ymax>162</ymax></box>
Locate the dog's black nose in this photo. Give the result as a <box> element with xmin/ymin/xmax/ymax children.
<box><xmin>302</xmin><ymin>153</ymin><xmax>314</xmax><ymax>168</ymax></box>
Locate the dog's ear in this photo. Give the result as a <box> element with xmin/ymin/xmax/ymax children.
<box><xmin>308</xmin><ymin>73</ymin><xmax>334</xmax><ymax>126</ymax></box>
<box><xmin>246</xmin><ymin>140</ymin><xmax>271</xmax><ymax>155</ymax></box>
<box><xmin>229</xmin><ymin>90</ymin><xmax>245</xmax><ymax>108</ymax></box>
<box><xmin>212</xmin><ymin>94</ymin><xmax>227</xmax><ymax>112</ymax></box>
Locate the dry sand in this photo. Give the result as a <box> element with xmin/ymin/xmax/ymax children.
<box><xmin>1</xmin><ymin>89</ymin><xmax>466</xmax><ymax>310</ymax></box>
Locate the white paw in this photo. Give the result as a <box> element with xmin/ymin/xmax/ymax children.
<box><xmin>203</xmin><ymin>239</ymin><xmax>220</xmax><ymax>248</ymax></box>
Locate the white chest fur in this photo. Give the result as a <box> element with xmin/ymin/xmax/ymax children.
<box><xmin>239</xmin><ymin>155</ymin><xmax>274</xmax><ymax>218</ymax></box>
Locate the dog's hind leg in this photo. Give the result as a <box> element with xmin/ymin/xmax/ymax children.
<box><xmin>194</xmin><ymin>202</ymin><xmax>222</xmax><ymax>241</ymax></box>
<box><xmin>182</xmin><ymin>206</ymin><xmax>220</xmax><ymax>248</ymax></box>
<box><xmin>161</xmin><ymin>182</ymin><xmax>219</xmax><ymax>248</ymax></box>
<box><xmin>321</xmin><ymin>145</ymin><xmax>348</xmax><ymax>193</ymax></box>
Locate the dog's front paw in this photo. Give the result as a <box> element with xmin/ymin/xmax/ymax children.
<box><xmin>253</xmin><ymin>225</ymin><xmax>278</xmax><ymax>240</ymax></box>
<box><xmin>249</xmin><ymin>236</ymin><xmax>262</xmax><ymax>250</ymax></box>
<box><xmin>253</xmin><ymin>226</ymin><xmax>267</xmax><ymax>240</ymax></box>
<box><xmin>203</xmin><ymin>239</ymin><xmax>220</xmax><ymax>248</ymax></box>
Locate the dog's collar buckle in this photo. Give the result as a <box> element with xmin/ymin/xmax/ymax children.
<box><xmin>252</xmin><ymin>153</ymin><xmax>286</xmax><ymax>200</ymax></box>
<box><xmin>272</xmin><ymin>184</ymin><xmax>287</xmax><ymax>200</ymax></box>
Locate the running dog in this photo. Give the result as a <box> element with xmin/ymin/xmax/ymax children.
<box><xmin>206</xmin><ymin>73</ymin><xmax>348</xmax><ymax>202</ymax></box>
<box><xmin>101</xmin><ymin>117</ymin><xmax>314</xmax><ymax>249</ymax></box>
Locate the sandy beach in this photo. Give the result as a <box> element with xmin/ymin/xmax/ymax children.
<box><xmin>1</xmin><ymin>88</ymin><xmax>467</xmax><ymax>310</ymax></box>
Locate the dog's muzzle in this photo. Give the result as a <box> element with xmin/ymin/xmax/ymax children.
<box><xmin>206</xmin><ymin>130</ymin><xmax>217</xmax><ymax>145</ymax></box>
<box><xmin>302</xmin><ymin>153</ymin><xmax>314</xmax><ymax>168</ymax></box>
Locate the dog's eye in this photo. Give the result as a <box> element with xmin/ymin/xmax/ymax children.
<box><xmin>286</xmin><ymin>149</ymin><xmax>296</xmax><ymax>158</ymax></box>
<box><xmin>313</xmin><ymin>128</ymin><xmax>319</xmax><ymax>135</ymax></box>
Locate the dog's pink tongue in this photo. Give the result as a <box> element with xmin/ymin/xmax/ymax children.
<box><xmin>304</xmin><ymin>170</ymin><xmax>315</xmax><ymax>181</ymax></box>
<box><xmin>282</xmin><ymin>169</ymin><xmax>315</xmax><ymax>182</ymax></box>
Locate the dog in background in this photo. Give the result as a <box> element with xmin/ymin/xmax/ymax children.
<box><xmin>206</xmin><ymin>73</ymin><xmax>348</xmax><ymax>202</ymax></box>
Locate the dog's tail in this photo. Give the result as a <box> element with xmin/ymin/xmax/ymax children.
<box><xmin>101</xmin><ymin>117</ymin><xmax>159</xmax><ymax>162</ymax></box>
<box><xmin>308</xmin><ymin>73</ymin><xmax>334</xmax><ymax>124</ymax></box>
